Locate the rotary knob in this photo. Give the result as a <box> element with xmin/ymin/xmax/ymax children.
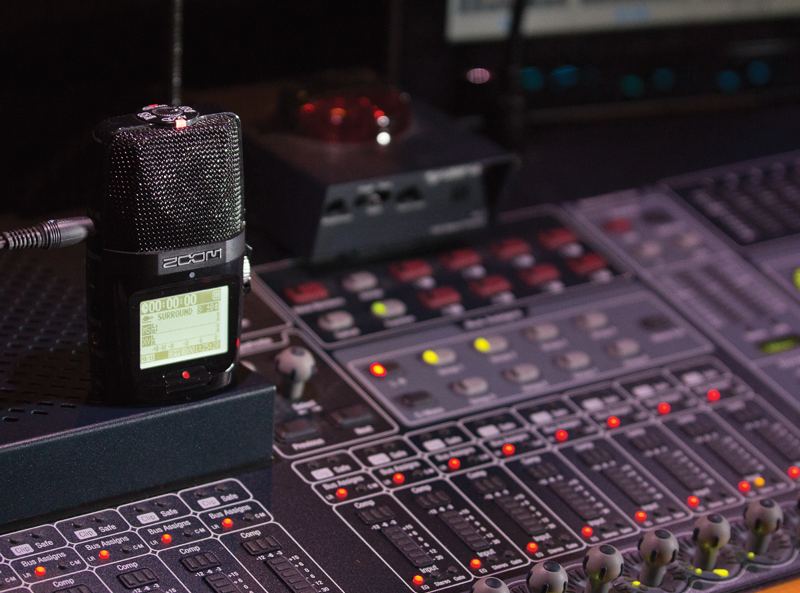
<box><xmin>744</xmin><ymin>498</ymin><xmax>783</xmax><ymax>556</ymax></box>
<box><xmin>638</xmin><ymin>529</ymin><xmax>678</xmax><ymax>587</ymax></box>
<box><xmin>582</xmin><ymin>544</ymin><xmax>624</xmax><ymax>593</ymax></box>
<box><xmin>275</xmin><ymin>346</ymin><xmax>317</xmax><ymax>400</ymax></box>
<box><xmin>528</xmin><ymin>560</ymin><xmax>568</xmax><ymax>593</ymax></box>
<box><xmin>470</xmin><ymin>576</ymin><xmax>510</xmax><ymax>593</ymax></box>
<box><xmin>691</xmin><ymin>513</ymin><xmax>730</xmax><ymax>571</ymax></box>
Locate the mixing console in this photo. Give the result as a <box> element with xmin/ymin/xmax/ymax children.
<box><xmin>8</xmin><ymin>151</ymin><xmax>800</xmax><ymax>593</ymax></box>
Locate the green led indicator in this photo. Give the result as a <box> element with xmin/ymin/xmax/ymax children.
<box><xmin>758</xmin><ymin>335</ymin><xmax>800</xmax><ymax>355</ymax></box>
<box><xmin>371</xmin><ymin>301</ymin><xmax>388</xmax><ymax>316</ymax></box>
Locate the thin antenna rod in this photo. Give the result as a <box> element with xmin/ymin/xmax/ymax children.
<box><xmin>171</xmin><ymin>0</ymin><xmax>183</xmax><ymax>106</ymax></box>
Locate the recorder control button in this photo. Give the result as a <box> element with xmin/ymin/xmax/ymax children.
<box><xmin>164</xmin><ymin>366</ymin><xmax>212</xmax><ymax>391</ymax></box>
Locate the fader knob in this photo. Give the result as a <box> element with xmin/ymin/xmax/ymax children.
<box><xmin>637</xmin><ymin>529</ymin><xmax>678</xmax><ymax>587</ymax></box>
<box><xmin>582</xmin><ymin>544</ymin><xmax>624</xmax><ymax>593</ymax></box>
<box><xmin>691</xmin><ymin>514</ymin><xmax>730</xmax><ymax>571</ymax></box>
<box><xmin>527</xmin><ymin>560</ymin><xmax>568</xmax><ymax>593</ymax></box>
<box><xmin>744</xmin><ymin>498</ymin><xmax>783</xmax><ymax>556</ymax></box>
<box><xmin>470</xmin><ymin>576</ymin><xmax>510</xmax><ymax>593</ymax></box>
<box><xmin>275</xmin><ymin>346</ymin><xmax>317</xmax><ymax>400</ymax></box>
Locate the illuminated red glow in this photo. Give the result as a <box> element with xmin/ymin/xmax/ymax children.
<box><xmin>412</xmin><ymin>575</ymin><xmax>424</xmax><ymax>586</ymax></box>
<box><xmin>739</xmin><ymin>481</ymin><xmax>751</xmax><ymax>493</ymax></box>
<box><xmin>707</xmin><ymin>389</ymin><xmax>721</xmax><ymax>402</ymax></box>
<box><xmin>448</xmin><ymin>458</ymin><xmax>461</xmax><ymax>471</ymax></box>
<box><xmin>98</xmin><ymin>550</ymin><xmax>110</xmax><ymax>561</ymax></box>
<box><xmin>370</xmin><ymin>363</ymin><xmax>387</xmax><ymax>377</ymax></box>
<box><xmin>373</xmin><ymin>110</ymin><xmax>386</xmax><ymax>119</ymax></box>
<box><xmin>657</xmin><ymin>402</ymin><xmax>671</xmax><ymax>415</ymax></box>
<box><xmin>687</xmin><ymin>496</ymin><xmax>700</xmax><ymax>508</ymax></box>
<box><xmin>34</xmin><ymin>567</ymin><xmax>46</xmax><ymax>577</ymax></box>
<box><xmin>335</xmin><ymin>488</ymin><xmax>348</xmax><ymax>500</ymax></box>
<box><xmin>526</xmin><ymin>542</ymin><xmax>539</xmax><ymax>554</ymax></box>
<box><xmin>502</xmin><ymin>443</ymin><xmax>516</xmax><ymax>457</ymax></box>
<box><xmin>470</xmin><ymin>558</ymin><xmax>482</xmax><ymax>570</ymax></box>
<box><xmin>555</xmin><ymin>430</ymin><xmax>568</xmax><ymax>443</ymax></box>
<box><xmin>222</xmin><ymin>518</ymin><xmax>234</xmax><ymax>530</ymax></box>
<box><xmin>789</xmin><ymin>466</ymin><xmax>800</xmax><ymax>480</ymax></box>
<box><xmin>581</xmin><ymin>526</ymin><xmax>593</xmax><ymax>538</ymax></box>
<box><xmin>182</xmin><ymin>371</ymin><xmax>190</xmax><ymax>379</ymax></box>
<box><xmin>606</xmin><ymin>416</ymin><xmax>621</xmax><ymax>429</ymax></box>
<box><xmin>393</xmin><ymin>473</ymin><xmax>405</xmax><ymax>485</ymax></box>
<box><xmin>302</xmin><ymin>103</ymin><xmax>315</xmax><ymax>114</ymax></box>
<box><xmin>161</xmin><ymin>534</ymin><xmax>172</xmax><ymax>544</ymax></box>
<box><xmin>635</xmin><ymin>511</ymin><xmax>647</xmax><ymax>523</ymax></box>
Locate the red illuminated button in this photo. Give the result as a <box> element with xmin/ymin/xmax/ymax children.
<box><xmin>285</xmin><ymin>281</ymin><xmax>329</xmax><ymax>305</ymax></box>
<box><xmin>501</xmin><ymin>444</ymin><xmax>516</xmax><ymax>457</ymax></box>
<box><xmin>448</xmin><ymin>458</ymin><xmax>461</xmax><ymax>471</ymax></box>
<box><xmin>518</xmin><ymin>264</ymin><xmax>561</xmax><ymax>286</ymax></box>
<box><xmin>555</xmin><ymin>430</ymin><xmax>568</xmax><ymax>443</ymax></box>
<box><xmin>789</xmin><ymin>466</ymin><xmax>800</xmax><ymax>480</ymax></box>
<box><xmin>161</xmin><ymin>534</ymin><xmax>172</xmax><ymax>544</ymax></box>
<box><xmin>581</xmin><ymin>526</ymin><xmax>594</xmax><ymax>538</ymax></box>
<box><xmin>538</xmin><ymin>228</ymin><xmax>578</xmax><ymax>250</ymax></box>
<box><xmin>739</xmin><ymin>481</ymin><xmax>751</xmax><ymax>493</ymax></box>
<box><xmin>469</xmin><ymin>275</ymin><xmax>513</xmax><ymax>298</ymax></box>
<box><xmin>412</xmin><ymin>575</ymin><xmax>424</xmax><ymax>586</ymax></box>
<box><xmin>336</xmin><ymin>488</ymin><xmax>348</xmax><ymax>500</ymax></box>
<box><xmin>470</xmin><ymin>558</ymin><xmax>482</xmax><ymax>570</ymax></box>
<box><xmin>657</xmin><ymin>402</ymin><xmax>671</xmax><ymax>415</ymax></box>
<box><xmin>439</xmin><ymin>248</ymin><xmax>482</xmax><ymax>271</ymax></box>
<box><xmin>370</xmin><ymin>363</ymin><xmax>387</xmax><ymax>377</ymax></box>
<box><xmin>390</xmin><ymin>259</ymin><xmax>433</xmax><ymax>282</ymax></box>
<box><xmin>98</xmin><ymin>550</ymin><xmax>110</xmax><ymax>561</ymax></box>
<box><xmin>35</xmin><ymin>567</ymin><xmax>46</xmax><ymax>577</ymax></box>
<box><xmin>222</xmin><ymin>518</ymin><xmax>234</xmax><ymax>530</ymax></box>
<box><xmin>393</xmin><ymin>473</ymin><xmax>405</xmax><ymax>485</ymax></box>
<box><xmin>706</xmin><ymin>389</ymin><xmax>721</xmax><ymax>402</ymax></box>
<box><xmin>526</xmin><ymin>542</ymin><xmax>539</xmax><ymax>554</ymax></box>
<box><xmin>635</xmin><ymin>511</ymin><xmax>647</xmax><ymax>523</ymax></box>
<box><xmin>418</xmin><ymin>286</ymin><xmax>462</xmax><ymax>309</ymax></box>
<box><xmin>606</xmin><ymin>416</ymin><xmax>621</xmax><ymax>429</ymax></box>
<box><xmin>567</xmin><ymin>253</ymin><xmax>608</xmax><ymax>275</ymax></box>
<box><xmin>603</xmin><ymin>218</ymin><xmax>633</xmax><ymax>234</ymax></box>
<box><xmin>490</xmin><ymin>238</ymin><xmax>531</xmax><ymax>260</ymax></box>
<box><xmin>182</xmin><ymin>371</ymin><xmax>191</xmax><ymax>379</ymax></box>
<box><xmin>687</xmin><ymin>496</ymin><xmax>700</xmax><ymax>508</ymax></box>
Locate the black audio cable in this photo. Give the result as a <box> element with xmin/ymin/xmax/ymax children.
<box><xmin>0</xmin><ymin>217</ymin><xmax>95</xmax><ymax>250</ymax></box>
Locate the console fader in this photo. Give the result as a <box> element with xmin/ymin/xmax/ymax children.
<box><xmin>7</xmin><ymin>154</ymin><xmax>800</xmax><ymax>593</ymax></box>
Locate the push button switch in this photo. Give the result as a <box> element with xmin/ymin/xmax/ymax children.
<box><xmin>181</xmin><ymin>552</ymin><xmax>221</xmax><ymax>572</ymax></box>
<box><xmin>118</xmin><ymin>568</ymin><xmax>159</xmax><ymax>589</ymax></box>
<box><xmin>242</xmin><ymin>536</ymin><xmax>281</xmax><ymax>556</ymax></box>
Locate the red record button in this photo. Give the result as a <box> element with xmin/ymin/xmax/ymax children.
<box><xmin>439</xmin><ymin>248</ymin><xmax>482</xmax><ymax>271</ymax></box>
<box><xmin>418</xmin><ymin>286</ymin><xmax>462</xmax><ymax>309</ymax></box>
<box><xmin>518</xmin><ymin>263</ymin><xmax>561</xmax><ymax>286</ymax></box>
<box><xmin>390</xmin><ymin>259</ymin><xmax>433</xmax><ymax>282</ymax></box>
<box><xmin>469</xmin><ymin>275</ymin><xmax>513</xmax><ymax>298</ymax></box>
<box><xmin>490</xmin><ymin>237</ymin><xmax>531</xmax><ymax>260</ymax></box>
<box><xmin>567</xmin><ymin>253</ymin><xmax>607</xmax><ymax>275</ymax></box>
<box><xmin>285</xmin><ymin>281</ymin><xmax>329</xmax><ymax>305</ymax></box>
<box><xmin>538</xmin><ymin>228</ymin><xmax>578</xmax><ymax>250</ymax></box>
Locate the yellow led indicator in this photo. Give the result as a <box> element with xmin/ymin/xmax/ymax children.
<box><xmin>747</xmin><ymin>552</ymin><xmax>755</xmax><ymax>559</ymax></box>
<box><xmin>422</xmin><ymin>350</ymin><xmax>439</xmax><ymax>365</ymax></box>
<box><xmin>793</xmin><ymin>267</ymin><xmax>800</xmax><ymax>290</ymax></box>
<box><xmin>371</xmin><ymin>301</ymin><xmax>387</xmax><ymax>316</ymax></box>
<box><xmin>753</xmin><ymin>476</ymin><xmax>766</xmax><ymax>488</ymax></box>
<box><xmin>695</xmin><ymin>568</ymin><xmax>703</xmax><ymax>575</ymax></box>
<box><xmin>631</xmin><ymin>581</ymin><xmax>641</xmax><ymax>588</ymax></box>
<box><xmin>713</xmin><ymin>569</ymin><xmax>729</xmax><ymax>578</ymax></box>
<box><xmin>474</xmin><ymin>337</ymin><xmax>491</xmax><ymax>352</ymax></box>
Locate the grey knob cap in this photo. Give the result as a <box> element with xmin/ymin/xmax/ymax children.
<box><xmin>528</xmin><ymin>560</ymin><xmax>568</xmax><ymax>593</ymax></box>
<box><xmin>583</xmin><ymin>544</ymin><xmax>624</xmax><ymax>593</ymax></box>
<box><xmin>469</xmin><ymin>576</ymin><xmax>510</xmax><ymax>593</ymax></box>
<box><xmin>691</xmin><ymin>513</ymin><xmax>731</xmax><ymax>571</ymax></box>
<box><xmin>275</xmin><ymin>346</ymin><xmax>317</xmax><ymax>400</ymax></box>
<box><xmin>638</xmin><ymin>529</ymin><xmax>678</xmax><ymax>587</ymax></box>
<box><xmin>744</xmin><ymin>498</ymin><xmax>783</xmax><ymax>556</ymax></box>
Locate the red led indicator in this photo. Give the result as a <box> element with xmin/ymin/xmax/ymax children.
<box><xmin>392</xmin><ymin>473</ymin><xmax>405</xmax><ymax>485</ymax></box>
<box><xmin>236</xmin><ymin>338</ymin><xmax>240</xmax><ymax>348</ymax></box>
<box><xmin>555</xmin><ymin>430</ymin><xmax>568</xmax><ymax>443</ymax></box>
<box><xmin>302</xmin><ymin>103</ymin><xmax>315</xmax><ymax>114</ymax></box>
<box><xmin>222</xmin><ymin>518</ymin><xmax>234</xmax><ymax>530</ymax></box>
<box><xmin>98</xmin><ymin>549</ymin><xmax>110</xmax><ymax>561</ymax></box>
<box><xmin>448</xmin><ymin>458</ymin><xmax>461</xmax><ymax>471</ymax></box>
<box><xmin>687</xmin><ymin>495</ymin><xmax>700</xmax><ymax>508</ymax></box>
<box><xmin>335</xmin><ymin>488</ymin><xmax>348</xmax><ymax>500</ymax></box>
<box><xmin>526</xmin><ymin>542</ymin><xmax>539</xmax><ymax>554</ymax></box>
<box><xmin>581</xmin><ymin>526</ymin><xmax>593</xmax><ymax>538</ymax></box>
<box><xmin>470</xmin><ymin>558</ymin><xmax>482</xmax><ymax>570</ymax></box>
<box><xmin>739</xmin><ymin>480</ymin><xmax>751</xmax><ymax>493</ymax></box>
<box><xmin>182</xmin><ymin>371</ymin><xmax>190</xmax><ymax>379</ymax></box>
<box><xmin>175</xmin><ymin>119</ymin><xmax>187</xmax><ymax>129</ymax></box>
<box><xmin>373</xmin><ymin>109</ymin><xmax>386</xmax><ymax>119</ymax></box>
<box><xmin>502</xmin><ymin>443</ymin><xmax>516</xmax><ymax>457</ymax></box>
<box><xmin>370</xmin><ymin>363</ymin><xmax>387</xmax><ymax>377</ymax></box>
<box><xmin>34</xmin><ymin>566</ymin><xmax>46</xmax><ymax>577</ymax></box>
<box><xmin>161</xmin><ymin>534</ymin><xmax>172</xmax><ymax>544</ymax></box>
<box><xmin>706</xmin><ymin>389</ymin><xmax>721</xmax><ymax>402</ymax></box>
<box><xmin>146</xmin><ymin>104</ymin><xmax>159</xmax><ymax>108</ymax></box>
<box><xmin>412</xmin><ymin>575</ymin><xmax>424</xmax><ymax>586</ymax></box>
<box><xmin>606</xmin><ymin>416</ymin><xmax>621</xmax><ymax>429</ymax></box>
<box><xmin>635</xmin><ymin>511</ymin><xmax>647</xmax><ymax>523</ymax></box>
<box><xmin>789</xmin><ymin>466</ymin><xmax>800</xmax><ymax>480</ymax></box>
<box><xmin>657</xmin><ymin>402</ymin><xmax>671</xmax><ymax>415</ymax></box>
